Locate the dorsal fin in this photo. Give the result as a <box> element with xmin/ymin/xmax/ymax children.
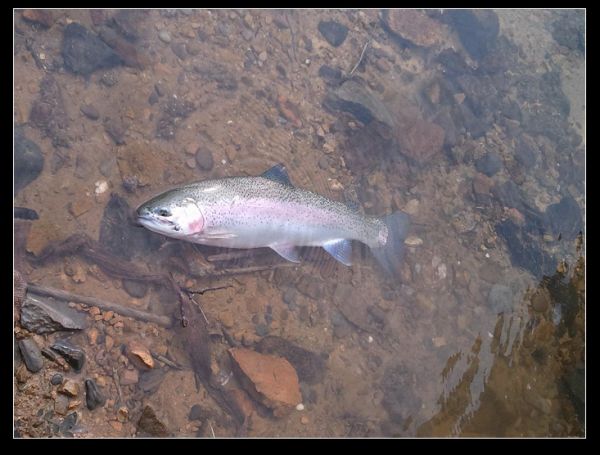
<box><xmin>261</xmin><ymin>164</ymin><xmax>293</xmax><ymax>186</ymax></box>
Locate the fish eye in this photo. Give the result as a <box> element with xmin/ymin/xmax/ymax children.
<box><xmin>157</xmin><ymin>208</ymin><xmax>171</xmax><ymax>217</ymax></box>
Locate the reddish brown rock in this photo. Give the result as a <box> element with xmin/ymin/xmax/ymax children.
<box><xmin>22</xmin><ymin>9</ymin><xmax>54</xmax><ymax>28</ymax></box>
<box><xmin>126</xmin><ymin>340</ymin><xmax>154</xmax><ymax>370</ymax></box>
<box><xmin>226</xmin><ymin>388</ymin><xmax>257</xmax><ymax>421</ymax></box>
<box><xmin>277</xmin><ymin>95</ymin><xmax>302</xmax><ymax>128</ymax></box>
<box><xmin>228</xmin><ymin>348</ymin><xmax>301</xmax><ymax>417</ymax></box>
<box><xmin>385</xmin><ymin>10</ymin><xmax>445</xmax><ymax>47</ymax></box>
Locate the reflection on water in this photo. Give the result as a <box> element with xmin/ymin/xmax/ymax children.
<box><xmin>14</xmin><ymin>9</ymin><xmax>584</xmax><ymax>437</ymax></box>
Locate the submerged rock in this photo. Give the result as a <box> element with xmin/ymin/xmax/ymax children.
<box><xmin>229</xmin><ymin>347</ymin><xmax>302</xmax><ymax>417</ymax></box>
<box><xmin>475</xmin><ymin>152</ymin><xmax>503</xmax><ymax>177</ymax></box>
<box><xmin>383</xmin><ymin>9</ymin><xmax>446</xmax><ymax>48</ymax></box>
<box><xmin>545</xmin><ymin>196</ymin><xmax>583</xmax><ymax>241</ymax></box>
<box><xmin>317</xmin><ymin>20</ymin><xmax>348</xmax><ymax>47</ymax></box>
<box><xmin>20</xmin><ymin>295</ymin><xmax>88</xmax><ymax>334</ymax></box>
<box><xmin>18</xmin><ymin>338</ymin><xmax>44</xmax><ymax>373</ymax></box>
<box><xmin>14</xmin><ymin>127</ymin><xmax>44</xmax><ymax>194</ymax></box>
<box><xmin>487</xmin><ymin>284</ymin><xmax>514</xmax><ymax>314</ymax></box>
<box><xmin>443</xmin><ymin>9</ymin><xmax>499</xmax><ymax>60</ymax></box>
<box><xmin>62</xmin><ymin>22</ymin><xmax>122</xmax><ymax>75</ymax></box>
<box><xmin>381</xmin><ymin>364</ymin><xmax>421</xmax><ymax>424</ymax></box>
<box><xmin>256</xmin><ymin>336</ymin><xmax>326</xmax><ymax>385</ymax></box>
<box><xmin>29</xmin><ymin>75</ymin><xmax>70</xmax><ymax>147</ymax></box>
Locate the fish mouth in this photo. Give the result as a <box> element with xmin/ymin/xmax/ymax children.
<box><xmin>137</xmin><ymin>213</ymin><xmax>181</xmax><ymax>234</ymax></box>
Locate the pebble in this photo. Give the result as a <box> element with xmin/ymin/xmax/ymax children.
<box><xmin>18</xmin><ymin>338</ymin><xmax>44</xmax><ymax>373</ymax></box>
<box><xmin>195</xmin><ymin>147</ymin><xmax>214</xmax><ymax>171</ymax></box>
<box><xmin>404</xmin><ymin>236</ymin><xmax>423</xmax><ymax>246</ymax></box>
<box><xmin>51</xmin><ymin>373</ymin><xmax>64</xmax><ymax>385</ymax></box>
<box><xmin>54</xmin><ymin>394</ymin><xmax>69</xmax><ymax>416</ymax></box>
<box><xmin>127</xmin><ymin>340</ymin><xmax>155</xmax><ymax>369</ymax></box>
<box><xmin>531</xmin><ymin>288</ymin><xmax>551</xmax><ymax>313</ymax></box>
<box><xmin>121</xmin><ymin>368</ymin><xmax>139</xmax><ymax>385</ymax></box>
<box><xmin>158</xmin><ymin>30</ymin><xmax>171</xmax><ymax>43</ymax></box>
<box><xmin>59</xmin><ymin>379</ymin><xmax>80</xmax><ymax>397</ymax></box>
<box><xmin>301</xmin><ymin>416</ymin><xmax>309</xmax><ymax>425</ymax></box>
<box><xmin>62</xmin><ymin>23</ymin><xmax>121</xmax><ymax>75</ymax></box>
<box><xmin>80</xmin><ymin>104</ymin><xmax>100</xmax><ymax>120</ymax></box>
<box><xmin>296</xmin><ymin>403</ymin><xmax>305</xmax><ymax>411</ymax></box>
<box><xmin>258</xmin><ymin>51</ymin><xmax>268</xmax><ymax>62</ymax></box>
<box><xmin>84</xmin><ymin>379</ymin><xmax>106</xmax><ymax>410</ymax></box>
<box><xmin>241</xmin><ymin>28</ymin><xmax>254</xmax><ymax>41</ymax></box>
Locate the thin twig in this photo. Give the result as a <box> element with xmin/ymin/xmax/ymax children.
<box><xmin>209</xmin><ymin>422</ymin><xmax>216</xmax><ymax>438</ymax></box>
<box><xmin>150</xmin><ymin>351</ymin><xmax>182</xmax><ymax>370</ymax></box>
<box><xmin>26</xmin><ymin>284</ymin><xmax>172</xmax><ymax>328</ymax></box>
<box><xmin>112</xmin><ymin>367</ymin><xmax>123</xmax><ymax>404</ymax></box>
<box><xmin>349</xmin><ymin>40</ymin><xmax>370</xmax><ymax>77</ymax></box>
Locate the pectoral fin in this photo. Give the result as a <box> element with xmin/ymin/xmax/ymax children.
<box><xmin>323</xmin><ymin>239</ymin><xmax>352</xmax><ymax>266</ymax></box>
<box><xmin>270</xmin><ymin>244</ymin><xmax>301</xmax><ymax>263</ymax></box>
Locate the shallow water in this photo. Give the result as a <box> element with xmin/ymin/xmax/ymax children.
<box><xmin>14</xmin><ymin>9</ymin><xmax>585</xmax><ymax>437</ymax></box>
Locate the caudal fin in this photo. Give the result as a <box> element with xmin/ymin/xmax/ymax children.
<box><xmin>371</xmin><ymin>211</ymin><xmax>410</xmax><ymax>277</ymax></box>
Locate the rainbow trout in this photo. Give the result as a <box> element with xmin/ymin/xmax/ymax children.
<box><xmin>136</xmin><ymin>164</ymin><xmax>410</xmax><ymax>275</ymax></box>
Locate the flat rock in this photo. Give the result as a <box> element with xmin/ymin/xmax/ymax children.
<box><xmin>18</xmin><ymin>338</ymin><xmax>44</xmax><ymax>373</ymax></box>
<box><xmin>397</xmin><ymin>115</ymin><xmax>445</xmax><ymax>165</ymax></box>
<box><xmin>80</xmin><ymin>104</ymin><xmax>100</xmax><ymax>120</ymax></box>
<box><xmin>256</xmin><ymin>336</ymin><xmax>326</xmax><ymax>385</ymax></box>
<box><xmin>126</xmin><ymin>340</ymin><xmax>154</xmax><ymax>369</ymax></box>
<box><xmin>62</xmin><ymin>22</ymin><xmax>122</xmax><ymax>75</ymax></box>
<box><xmin>317</xmin><ymin>20</ymin><xmax>348</xmax><ymax>47</ymax></box>
<box><xmin>487</xmin><ymin>284</ymin><xmax>513</xmax><ymax>314</ymax></box>
<box><xmin>50</xmin><ymin>338</ymin><xmax>85</xmax><ymax>371</ymax></box>
<box><xmin>381</xmin><ymin>364</ymin><xmax>420</xmax><ymax>424</ymax></box>
<box><xmin>229</xmin><ymin>347</ymin><xmax>302</xmax><ymax>417</ymax></box>
<box><xmin>20</xmin><ymin>295</ymin><xmax>88</xmax><ymax>334</ymax></box>
<box><xmin>14</xmin><ymin>126</ymin><xmax>44</xmax><ymax>194</ymax></box>
<box><xmin>122</xmin><ymin>279</ymin><xmax>148</xmax><ymax>298</ymax></box>
<box><xmin>85</xmin><ymin>379</ymin><xmax>106</xmax><ymax>410</ymax></box>
<box><xmin>59</xmin><ymin>379</ymin><xmax>80</xmax><ymax>397</ymax></box>
<box><xmin>318</xmin><ymin>65</ymin><xmax>343</xmax><ymax>86</ymax></box>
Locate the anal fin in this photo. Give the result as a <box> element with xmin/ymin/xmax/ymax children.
<box><xmin>270</xmin><ymin>244</ymin><xmax>301</xmax><ymax>263</ymax></box>
<box><xmin>323</xmin><ymin>239</ymin><xmax>352</xmax><ymax>266</ymax></box>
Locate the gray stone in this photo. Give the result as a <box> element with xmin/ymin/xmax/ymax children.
<box><xmin>122</xmin><ymin>279</ymin><xmax>148</xmax><ymax>298</ymax></box>
<box><xmin>195</xmin><ymin>147</ymin><xmax>214</xmax><ymax>171</ymax></box>
<box><xmin>158</xmin><ymin>30</ymin><xmax>171</xmax><ymax>43</ymax></box>
<box><xmin>318</xmin><ymin>20</ymin><xmax>348</xmax><ymax>47</ymax></box>
<box><xmin>18</xmin><ymin>338</ymin><xmax>44</xmax><ymax>373</ymax></box>
<box><xmin>85</xmin><ymin>379</ymin><xmax>106</xmax><ymax>410</ymax></box>
<box><xmin>475</xmin><ymin>152</ymin><xmax>502</xmax><ymax>177</ymax></box>
<box><xmin>62</xmin><ymin>23</ymin><xmax>121</xmax><ymax>75</ymax></box>
<box><xmin>20</xmin><ymin>295</ymin><xmax>88</xmax><ymax>334</ymax></box>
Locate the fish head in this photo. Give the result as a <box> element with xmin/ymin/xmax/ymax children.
<box><xmin>136</xmin><ymin>190</ymin><xmax>205</xmax><ymax>239</ymax></box>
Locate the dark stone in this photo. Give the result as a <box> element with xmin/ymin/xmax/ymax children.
<box><xmin>62</xmin><ymin>23</ymin><xmax>122</xmax><ymax>75</ymax></box>
<box><xmin>436</xmin><ymin>48</ymin><xmax>471</xmax><ymax>77</ymax></box>
<box><xmin>148</xmin><ymin>92</ymin><xmax>159</xmax><ymax>105</ymax></box>
<box><xmin>14</xmin><ymin>207</ymin><xmax>39</xmax><ymax>220</ymax></box>
<box><xmin>29</xmin><ymin>75</ymin><xmax>70</xmax><ymax>147</ymax></box>
<box><xmin>381</xmin><ymin>364</ymin><xmax>420</xmax><ymax>424</ymax></box>
<box><xmin>103</xmin><ymin>117</ymin><xmax>127</xmax><ymax>145</ymax></box>
<box><xmin>282</xmin><ymin>288</ymin><xmax>298</xmax><ymax>306</ymax></box>
<box><xmin>475</xmin><ymin>152</ymin><xmax>503</xmax><ymax>177</ymax></box>
<box><xmin>451</xmin><ymin>103</ymin><xmax>489</xmax><ymax>139</ymax></box>
<box><xmin>80</xmin><ymin>104</ymin><xmax>100</xmax><ymax>120</ymax></box>
<box><xmin>188</xmin><ymin>404</ymin><xmax>210</xmax><ymax>421</ymax></box>
<box><xmin>20</xmin><ymin>295</ymin><xmax>88</xmax><ymax>334</ymax></box>
<box><xmin>18</xmin><ymin>338</ymin><xmax>44</xmax><ymax>373</ymax></box>
<box><xmin>122</xmin><ymin>279</ymin><xmax>148</xmax><ymax>298</ymax></box>
<box><xmin>85</xmin><ymin>379</ymin><xmax>106</xmax><ymax>410</ymax></box>
<box><xmin>256</xmin><ymin>336</ymin><xmax>326</xmax><ymax>385</ymax></box>
<box><xmin>170</xmin><ymin>42</ymin><xmax>187</xmax><ymax>60</ymax></box>
<box><xmin>139</xmin><ymin>368</ymin><xmax>167</xmax><ymax>393</ymax></box>
<box><xmin>491</xmin><ymin>180</ymin><xmax>525</xmax><ymax>211</ymax></box>
<box><xmin>138</xmin><ymin>405</ymin><xmax>170</xmax><ymax>437</ymax></box>
<box><xmin>551</xmin><ymin>10</ymin><xmax>585</xmax><ymax>52</ymax></box>
<box><xmin>195</xmin><ymin>147</ymin><xmax>214</xmax><ymax>171</ymax></box>
<box><xmin>14</xmin><ymin>126</ymin><xmax>44</xmax><ymax>194</ymax></box>
<box><xmin>431</xmin><ymin>107</ymin><xmax>458</xmax><ymax>148</ymax></box>
<box><xmin>318</xmin><ymin>65</ymin><xmax>343</xmax><ymax>86</ymax></box>
<box><xmin>367</xmin><ymin>306</ymin><xmax>386</xmax><ymax>325</ymax></box>
<box><xmin>193</xmin><ymin>61</ymin><xmax>238</xmax><ymax>91</ymax></box>
<box><xmin>456</xmin><ymin>73</ymin><xmax>498</xmax><ymax>117</ymax></box>
<box><xmin>495</xmin><ymin>220</ymin><xmax>557</xmax><ymax>279</ymax></box>
<box><xmin>59</xmin><ymin>412</ymin><xmax>78</xmax><ymax>435</ymax></box>
<box><xmin>255</xmin><ymin>323</ymin><xmax>269</xmax><ymax>337</ymax></box>
<box><xmin>318</xmin><ymin>20</ymin><xmax>348</xmax><ymax>47</ymax></box>
<box><xmin>99</xmin><ymin>193</ymin><xmax>164</xmax><ymax>261</ymax></box>
<box><xmin>545</xmin><ymin>196</ymin><xmax>583</xmax><ymax>241</ymax></box>
<box><xmin>51</xmin><ymin>374</ymin><xmax>63</xmax><ymax>385</ymax></box>
<box><xmin>444</xmin><ymin>10</ymin><xmax>499</xmax><ymax>60</ymax></box>
<box><xmin>50</xmin><ymin>339</ymin><xmax>85</xmax><ymax>371</ymax></box>
<box><xmin>98</xmin><ymin>25</ymin><xmax>144</xmax><ymax>69</ymax></box>
<box><xmin>480</xmin><ymin>36</ymin><xmax>520</xmax><ymax>75</ymax></box>
<box><xmin>100</xmin><ymin>71</ymin><xmax>118</xmax><ymax>87</ymax></box>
